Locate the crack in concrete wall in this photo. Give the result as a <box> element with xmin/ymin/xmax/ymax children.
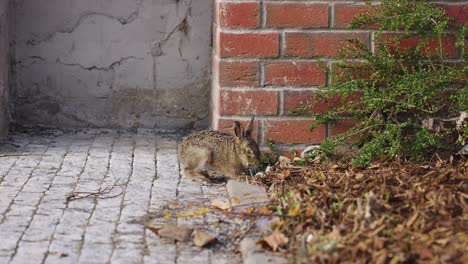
<box><xmin>13</xmin><ymin>0</ymin><xmax>212</xmax><ymax>129</ymax></box>
<box><xmin>56</xmin><ymin>56</ymin><xmax>144</xmax><ymax>72</ymax></box>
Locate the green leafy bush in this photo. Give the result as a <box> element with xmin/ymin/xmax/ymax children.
<box><xmin>297</xmin><ymin>0</ymin><xmax>467</xmax><ymax>166</ymax></box>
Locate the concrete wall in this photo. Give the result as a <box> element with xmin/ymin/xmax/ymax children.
<box><xmin>0</xmin><ymin>0</ymin><xmax>10</xmax><ymax>138</ymax></box>
<box><xmin>13</xmin><ymin>0</ymin><xmax>212</xmax><ymax>129</ymax></box>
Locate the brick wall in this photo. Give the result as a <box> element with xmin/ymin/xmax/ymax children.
<box><xmin>211</xmin><ymin>0</ymin><xmax>466</xmax><ymax>153</ymax></box>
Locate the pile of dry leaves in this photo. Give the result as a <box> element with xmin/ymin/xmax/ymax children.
<box><xmin>256</xmin><ymin>158</ymin><xmax>468</xmax><ymax>263</ymax></box>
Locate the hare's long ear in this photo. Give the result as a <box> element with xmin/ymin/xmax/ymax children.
<box><xmin>245</xmin><ymin>117</ymin><xmax>255</xmax><ymax>137</ymax></box>
<box><xmin>234</xmin><ymin>121</ymin><xmax>245</xmax><ymax>140</ymax></box>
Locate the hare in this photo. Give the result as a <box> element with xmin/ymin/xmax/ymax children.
<box><xmin>179</xmin><ymin>117</ymin><xmax>260</xmax><ymax>182</ymax></box>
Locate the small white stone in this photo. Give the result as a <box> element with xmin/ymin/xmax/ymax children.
<box><xmin>278</xmin><ymin>156</ymin><xmax>291</xmax><ymax>167</ymax></box>
<box><xmin>301</xmin><ymin>145</ymin><xmax>320</xmax><ymax>158</ymax></box>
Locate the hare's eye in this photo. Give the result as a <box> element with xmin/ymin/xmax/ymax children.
<box><xmin>246</xmin><ymin>149</ymin><xmax>253</xmax><ymax>155</ymax></box>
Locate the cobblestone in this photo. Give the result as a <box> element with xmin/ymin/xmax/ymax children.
<box><xmin>0</xmin><ymin>130</ymin><xmax>242</xmax><ymax>264</ymax></box>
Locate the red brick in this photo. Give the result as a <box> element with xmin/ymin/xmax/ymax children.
<box><xmin>218</xmin><ymin>60</ymin><xmax>259</xmax><ymax>87</ymax></box>
<box><xmin>266</xmin><ymin>3</ymin><xmax>328</xmax><ymax>28</ymax></box>
<box><xmin>220</xmin><ymin>90</ymin><xmax>278</xmax><ymax>115</ymax></box>
<box><xmin>217</xmin><ymin>119</ymin><xmax>259</xmax><ymax>141</ymax></box>
<box><xmin>283</xmin><ymin>91</ymin><xmax>362</xmax><ymax>116</ymax></box>
<box><xmin>265</xmin><ymin>120</ymin><xmax>326</xmax><ymax>144</ymax></box>
<box><xmin>219</xmin><ymin>2</ymin><xmax>260</xmax><ymax>29</ymax></box>
<box><xmin>285</xmin><ymin>32</ymin><xmax>370</xmax><ymax>58</ymax></box>
<box><xmin>219</xmin><ymin>32</ymin><xmax>279</xmax><ymax>58</ymax></box>
<box><xmin>379</xmin><ymin>34</ymin><xmax>459</xmax><ymax>59</ymax></box>
<box><xmin>331</xmin><ymin>61</ymin><xmax>373</xmax><ymax>84</ymax></box>
<box><xmin>334</xmin><ymin>4</ymin><xmax>375</xmax><ymax>28</ymax></box>
<box><xmin>264</xmin><ymin>62</ymin><xmax>326</xmax><ymax>87</ymax></box>
<box><xmin>328</xmin><ymin>120</ymin><xmax>357</xmax><ymax>138</ymax></box>
<box><xmin>283</xmin><ymin>91</ymin><xmax>329</xmax><ymax>115</ymax></box>
<box><xmin>440</xmin><ymin>4</ymin><xmax>468</xmax><ymax>26</ymax></box>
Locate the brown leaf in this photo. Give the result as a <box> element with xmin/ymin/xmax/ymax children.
<box><xmin>374</xmin><ymin>250</ymin><xmax>388</xmax><ymax>264</ymax></box>
<box><xmin>146</xmin><ymin>224</ymin><xmax>164</xmax><ymax>232</ymax></box>
<box><xmin>280</xmin><ymin>169</ymin><xmax>291</xmax><ymax>180</ymax></box>
<box><xmin>259</xmin><ymin>205</ymin><xmax>273</xmax><ymax>215</ymax></box>
<box><xmin>231</xmin><ymin>196</ymin><xmax>241</xmax><ymax>205</ymax></box>
<box><xmin>305</xmin><ymin>206</ymin><xmax>315</xmax><ymax>216</ymax></box>
<box><xmin>287</xmin><ymin>204</ymin><xmax>300</xmax><ymax>216</ymax></box>
<box><xmin>418</xmin><ymin>246</ymin><xmax>433</xmax><ymax>260</ymax></box>
<box><xmin>211</xmin><ymin>199</ymin><xmax>231</xmax><ymax>210</ymax></box>
<box><xmin>193</xmin><ymin>228</ymin><xmax>216</xmax><ymax>247</ymax></box>
<box><xmin>147</xmin><ymin>224</ymin><xmax>193</xmax><ymax>242</ymax></box>
<box><xmin>256</xmin><ymin>229</ymin><xmax>289</xmax><ymax>252</ymax></box>
<box><xmin>355</xmin><ymin>173</ymin><xmax>364</xmax><ymax>180</ymax></box>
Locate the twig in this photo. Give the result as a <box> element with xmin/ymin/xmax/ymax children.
<box><xmin>66</xmin><ymin>179</ymin><xmax>124</xmax><ymax>202</ymax></box>
<box><xmin>232</xmin><ymin>221</ymin><xmax>256</xmax><ymax>245</ymax></box>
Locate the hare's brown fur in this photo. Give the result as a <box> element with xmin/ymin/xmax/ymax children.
<box><xmin>178</xmin><ymin>119</ymin><xmax>260</xmax><ymax>181</ymax></box>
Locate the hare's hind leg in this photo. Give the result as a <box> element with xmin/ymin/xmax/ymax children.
<box><xmin>180</xmin><ymin>147</ymin><xmax>211</xmax><ymax>182</ymax></box>
<box><xmin>181</xmin><ymin>168</ymin><xmax>206</xmax><ymax>182</ymax></box>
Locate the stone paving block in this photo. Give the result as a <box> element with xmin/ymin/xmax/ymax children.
<box><xmin>82</xmin><ymin>223</ymin><xmax>115</xmax><ymax>244</ymax></box>
<box><xmin>10</xmin><ymin>241</ymin><xmax>50</xmax><ymax>264</ymax></box>
<box><xmin>176</xmin><ymin>244</ymin><xmax>210</xmax><ymax>264</ymax></box>
<box><xmin>0</xmin><ymin>216</ymin><xmax>31</xmax><ymax>232</ymax></box>
<box><xmin>7</xmin><ymin>204</ymin><xmax>36</xmax><ymax>217</ymax></box>
<box><xmin>0</xmin><ymin>250</ymin><xmax>13</xmax><ymax>263</ymax></box>
<box><xmin>0</xmin><ymin>130</ymin><xmax>247</xmax><ymax>264</ymax></box>
<box><xmin>53</xmin><ymin>210</ymin><xmax>90</xmax><ymax>240</ymax></box>
<box><xmin>110</xmin><ymin>243</ymin><xmax>145</xmax><ymax>264</ymax></box>
<box><xmin>22</xmin><ymin>214</ymin><xmax>59</xmax><ymax>242</ymax></box>
<box><xmin>240</xmin><ymin>237</ymin><xmax>288</xmax><ymax>264</ymax></box>
<box><xmin>226</xmin><ymin>180</ymin><xmax>269</xmax><ymax>209</ymax></box>
<box><xmin>210</xmin><ymin>252</ymin><xmax>242</xmax><ymax>264</ymax></box>
<box><xmin>0</xmin><ymin>231</ymin><xmax>22</xmax><ymax>251</ymax></box>
<box><xmin>143</xmin><ymin>232</ymin><xmax>177</xmax><ymax>264</ymax></box>
<box><xmin>67</xmin><ymin>199</ymin><xmax>95</xmax><ymax>212</ymax></box>
<box><xmin>14</xmin><ymin>191</ymin><xmax>43</xmax><ymax>206</ymax></box>
<box><xmin>46</xmin><ymin>239</ymin><xmax>82</xmax><ymax>264</ymax></box>
<box><xmin>79</xmin><ymin>243</ymin><xmax>113</xmax><ymax>264</ymax></box>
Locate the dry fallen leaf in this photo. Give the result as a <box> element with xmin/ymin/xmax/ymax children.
<box><xmin>193</xmin><ymin>228</ymin><xmax>216</xmax><ymax>247</ymax></box>
<box><xmin>305</xmin><ymin>206</ymin><xmax>315</xmax><ymax>216</ymax></box>
<box><xmin>278</xmin><ymin>156</ymin><xmax>291</xmax><ymax>167</ymax></box>
<box><xmin>193</xmin><ymin>211</ymin><xmax>202</xmax><ymax>217</ymax></box>
<box><xmin>147</xmin><ymin>224</ymin><xmax>193</xmax><ymax>242</ymax></box>
<box><xmin>256</xmin><ymin>229</ymin><xmax>289</xmax><ymax>252</ymax></box>
<box><xmin>263</xmin><ymin>160</ymin><xmax>467</xmax><ymax>262</ymax></box>
<box><xmin>176</xmin><ymin>212</ymin><xmax>192</xmax><ymax>218</ymax></box>
<box><xmin>231</xmin><ymin>195</ymin><xmax>241</xmax><ymax>205</ymax></box>
<box><xmin>355</xmin><ymin>172</ymin><xmax>364</xmax><ymax>180</ymax></box>
<box><xmin>146</xmin><ymin>224</ymin><xmax>163</xmax><ymax>232</ymax></box>
<box><xmin>287</xmin><ymin>204</ymin><xmax>300</xmax><ymax>216</ymax></box>
<box><xmin>211</xmin><ymin>199</ymin><xmax>232</xmax><ymax>210</ymax></box>
<box><xmin>279</xmin><ymin>169</ymin><xmax>291</xmax><ymax>180</ymax></box>
<box><xmin>259</xmin><ymin>205</ymin><xmax>273</xmax><ymax>215</ymax></box>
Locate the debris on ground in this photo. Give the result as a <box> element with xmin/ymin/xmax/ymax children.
<box><xmin>211</xmin><ymin>198</ymin><xmax>232</xmax><ymax>211</ymax></box>
<box><xmin>141</xmin><ymin>156</ymin><xmax>466</xmax><ymax>263</ymax></box>
<box><xmin>256</xmin><ymin>229</ymin><xmax>289</xmax><ymax>252</ymax></box>
<box><xmin>147</xmin><ymin>224</ymin><xmax>193</xmax><ymax>242</ymax></box>
<box><xmin>252</xmin><ymin>157</ymin><xmax>468</xmax><ymax>263</ymax></box>
<box><xmin>193</xmin><ymin>228</ymin><xmax>217</xmax><ymax>247</ymax></box>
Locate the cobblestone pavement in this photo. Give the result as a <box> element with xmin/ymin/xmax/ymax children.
<box><xmin>0</xmin><ymin>129</ymin><xmax>242</xmax><ymax>264</ymax></box>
